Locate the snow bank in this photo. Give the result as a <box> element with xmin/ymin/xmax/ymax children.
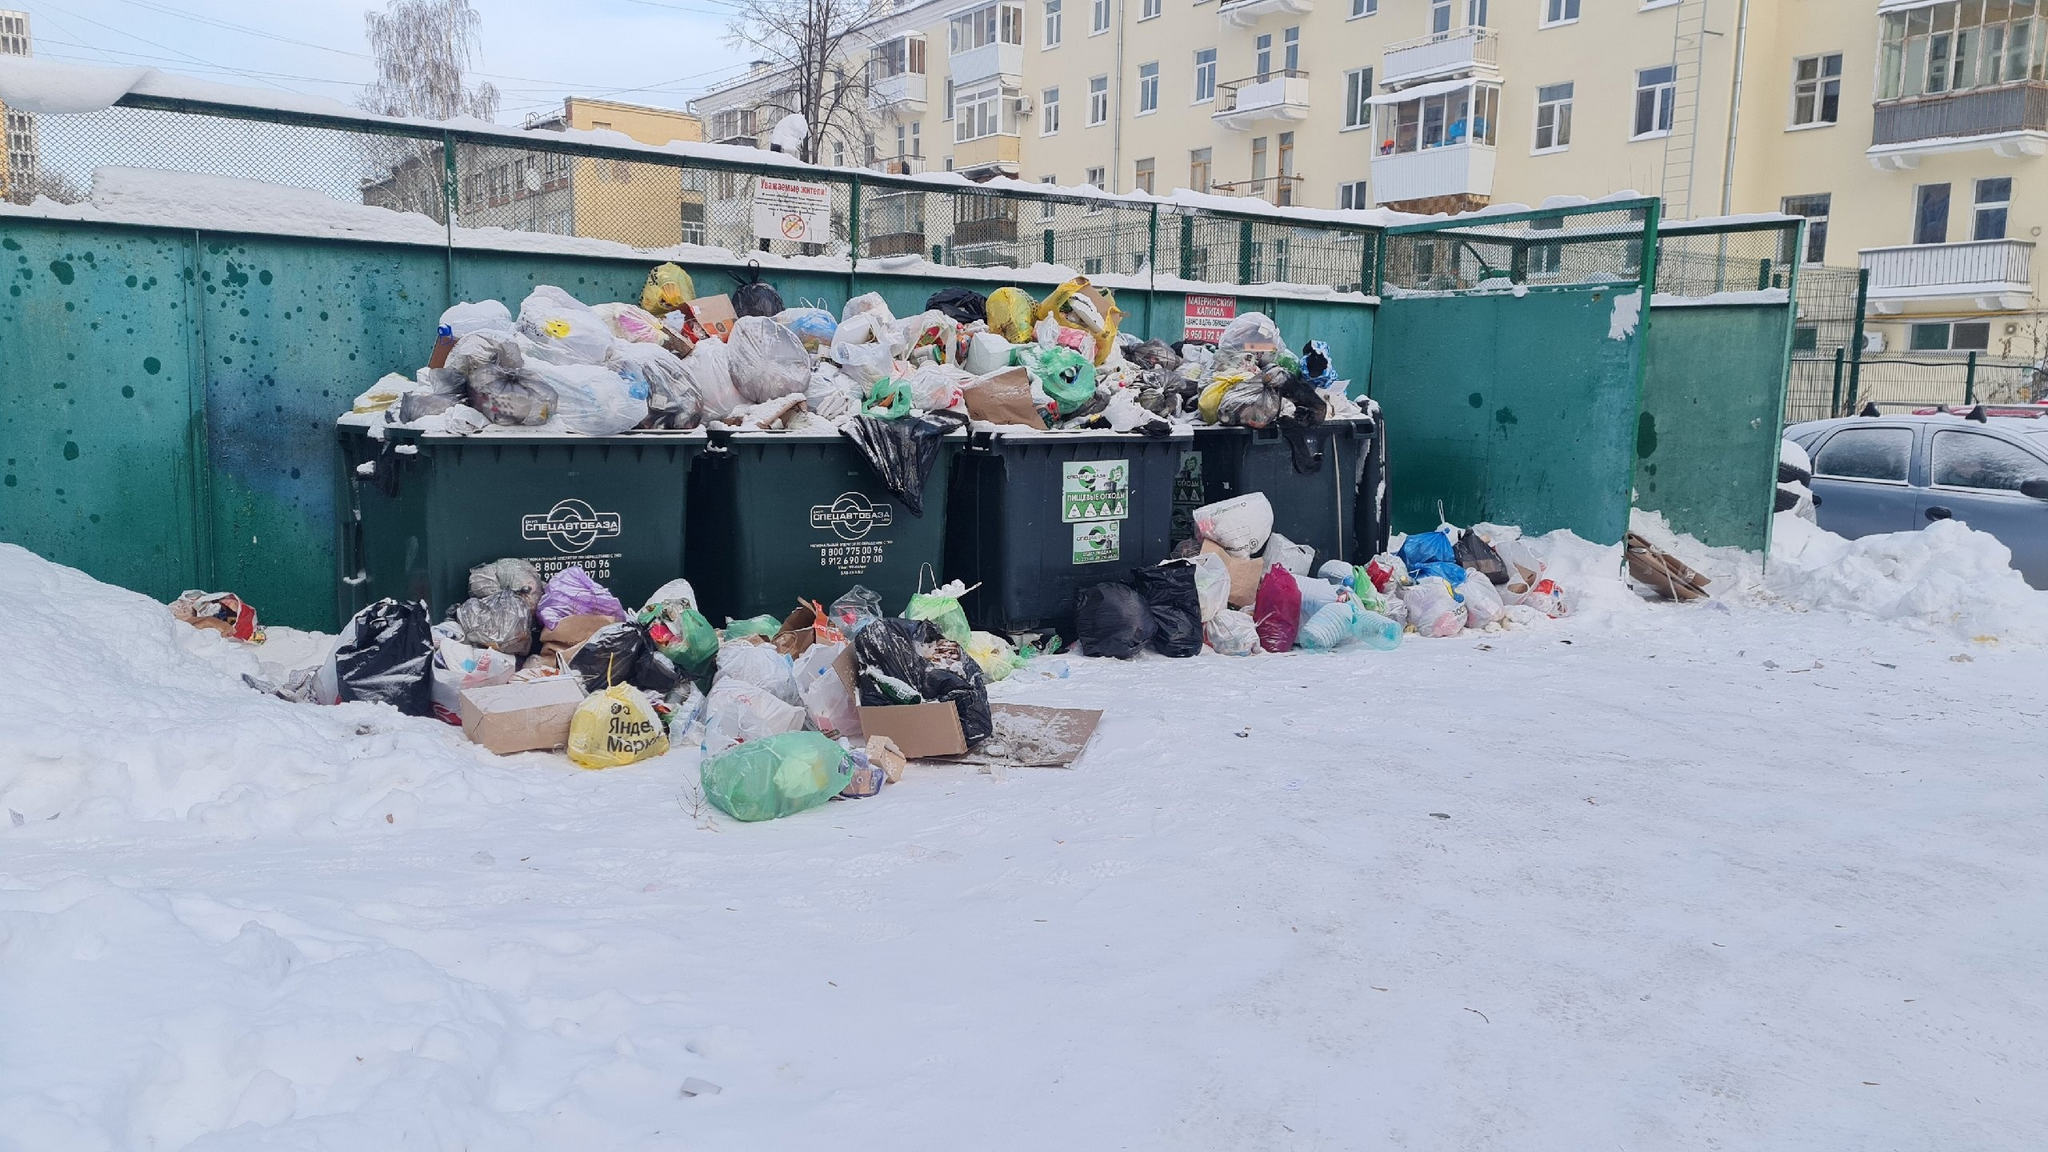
<box><xmin>1767</xmin><ymin>515</ymin><xmax>2048</xmax><ymax>645</ymax></box>
<box><xmin>0</xmin><ymin>544</ymin><xmax>528</xmax><ymax>836</ymax></box>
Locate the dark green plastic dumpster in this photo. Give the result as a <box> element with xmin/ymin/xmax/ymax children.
<box><xmin>1173</xmin><ymin>416</ymin><xmax>1385</xmax><ymax>569</ymax></box>
<box><xmin>337</xmin><ymin>422</ymin><xmax>705</xmax><ymax>626</ymax></box>
<box><xmin>946</xmin><ymin>428</ymin><xmax>1191</xmax><ymax>636</ymax></box>
<box><xmin>686</xmin><ymin>428</ymin><xmax>958</xmax><ymax>624</ymax></box>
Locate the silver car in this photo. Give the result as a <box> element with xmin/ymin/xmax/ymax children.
<box><xmin>1785</xmin><ymin>410</ymin><xmax>2048</xmax><ymax>589</ymax></box>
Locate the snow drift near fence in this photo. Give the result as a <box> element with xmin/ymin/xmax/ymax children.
<box><xmin>1767</xmin><ymin>516</ymin><xmax>2048</xmax><ymax>644</ymax></box>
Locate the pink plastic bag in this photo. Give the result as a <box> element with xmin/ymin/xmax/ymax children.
<box><xmin>536</xmin><ymin>566</ymin><xmax>626</xmax><ymax>630</ymax></box>
<box><xmin>1253</xmin><ymin>565</ymin><xmax>1302</xmax><ymax>653</ymax></box>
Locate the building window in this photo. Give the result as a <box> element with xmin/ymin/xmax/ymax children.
<box><xmin>1251</xmin><ymin>135</ymin><xmax>1269</xmax><ymax>182</ymax></box>
<box><xmin>1378</xmin><ymin>82</ymin><xmax>1499</xmax><ymax>153</ymax></box>
<box><xmin>1092</xmin><ymin>0</ymin><xmax>1109</xmax><ymax>34</ymax></box>
<box><xmin>1793</xmin><ymin>323</ymin><xmax>1820</xmax><ymax>352</ymax></box>
<box><xmin>1975</xmin><ymin>177</ymin><xmax>2011</xmax><ymax>240</ymax></box>
<box><xmin>1338</xmin><ymin>180</ymin><xmax>1369</xmax><ymax>209</ymax></box>
<box><xmin>1089</xmin><ymin>75</ymin><xmax>1109</xmax><ymax>124</ymax></box>
<box><xmin>949</xmin><ymin>3</ymin><xmax>1024</xmax><ymax>53</ymax></box>
<box><xmin>1085</xmin><ymin>165</ymin><xmax>1106</xmax><ymax>191</ymax></box>
<box><xmin>1284</xmin><ymin>26</ymin><xmax>1300</xmax><ymax>72</ymax></box>
<box><xmin>1042</xmin><ymin>86</ymin><xmax>1061</xmax><ymax>134</ymax></box>
<box><xmin>1138</xmin><ymin>62</ymin><xmax>1160</xmax><ymax>114</ymax></box>
<box><xmin>1633</xmin><ymin>65</ymin><xmax>1676</xmax><ymax>138</ymax></box>
<box><xmin>1528</xmin><ymin>215</ymin><xmax>1564</xmax><ymax>275</ymax></box>
<box><xmin>1194</xmin><ymin>48</ymin><xmax>1218</xmax><ymax>102</ymax></box>
<box><xmin>1344</xmin><ymin>67</ymin><xmax>1373</xmax><ymax>130</ymax></box>
<box><xmin>1543</xmin><ymin>0</ymin><xmax>1579</xmax><ymax>26</ymax></box>
<box><xmin>1533</xmin><ymin>81</ymin><xmax>1573</xmax><ymax>151</ymax></box>
<box><xmin>944</xmin><ymin>78</ymin><xmax>955</xmax><ymax>119</ymax></box>
<box><xmin>1781</xmin><ymin>193</ymin><xmax>1830</xmax><ymax>264</ymax></box>
<box><xmin>1915</xmin><ymin>183</ymin><xmax>1951</xmax><ymax>244</ymax></box>
<box><xmin>1277</xmin><ymin>130</ymin><xmax>1296</xmax><ymax>204</ymax></box>
<box><xmin>1257</xmin><ymin>33</ymin><xmax>1274</xmax><ymax>79</ymax></box>
<box><xmin>1142</xmin><ymin>0</ymin><xmax>1161</xmax><ymax>18</ymax></box>
<box><xmin>1190</xmin><ymin>147</ymin><xmax>1212</xmax><ymax>193</ymax></box>
<box><xmin>1879</xmin><ymin>1</ymin><xmax>2048</xmax><ymax>100</ymax></box>
<box><xmin>1467</xmin><ymin>0</ymin><xmax>1488</xmax><ymax>26</ymax></box>
<box><xmin>1135</xmin><ymin>157</ymin><xmax>1156</xmax><ymax>194</ymax></box>
<box><xmin>1431</xmin><ymin>0</ymin><xmax>1451</xmax><ymax>35</ymax></box>
<box><xmin>1350</xmin><ymin>0</ymin><xmax>1377</xmax><ymax>16</ymax></box>
<box><xmin>1042</xmin><ymin>174</ymin><xmax>1059</xmax><ymax>219</ymax></box>
<box><xmin>1791</xmin><ymin>53</ymin><xmax>1843</xmax><ymax>126</ymax></box>
<box><xmin>955</xmin><ymin>82</ymin><xmax>1020</xmax><ymax>142</ymax></box>
<box><xmin>1044</xmin><ymin>0</ymin><xmax>1061</xmax><ymax>47</ymax></box>
<box><xmin>1911</xmin><ymin>320</ymin><xmax>1991</xmax><ymax>351</ymax></box>
<box><xmin>871</xmin><ymin>36</ymin><xmax>927</xmax><ymax>80</ymax></box>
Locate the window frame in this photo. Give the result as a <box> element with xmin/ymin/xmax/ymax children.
<box><xmin>1780</xmin><ymin>193</ymin><xmax>1831</xmax><ymax>264</ymax></box>
<box><xmin>1338</xmin><ymin>180</ymin><xmax>1370</xmax><ymax>210</ymax></box>
<box><xmin>1041</xmin><ymin>86</ymin><xmax>1061</xmax><ymax>135</ymax></box>
<box><xmin>1189</xmin><ymin>146</ymin><xmax>1213</xmax><ymax>194</ymax></box>
<box><xmin>1140</xmin><ymin>0</ymin><xmax>1162</xmax><ymax>19</ymax></box>
<box><xmin>1343</xmin><ymin>67</ymin><xmax>1374</xmax><ymax>131</ymax></box>
<box><xmin>1632</xmin><ymin>65</ymin><xmax>1677</xmax><ymax>140</ymax></box>
<box><xmin>1194</xmin><ymin>48</ymin><xmax>1218</xmax><ymax>103</ymax></box>
<box><xmin>1134</xmin><ymin>156</ymin><xmax>1156</xmax><ymax>194</ymax></box>
<box><xmin>1091</xmin><ymin>0</ymin><xmax>1110</xmax><ymax>35</ymax></box>
<box><xmin>1974</xmin><ymin>176</ymin><xmax>2012</xmax><ymax>241</ymax></box>
<box><xmin>1350</xmin><ymin>0</ymin><xmax>1378</xmax><ymax>18</ymax></box>
<box><xmin>1532</xmin><ymin>80</ymin><xmax>1574</xmax><ymax>153</ymax></box>
<box><xmin>1541</xmin><ymin>0</ymin><xmax>1579</xmax><ymax>28</ymax></box>
<box><xmin>1914</xmin><ymin>182</ymin><xmax>1952</xmax><ymax>245</ymax></box>
<box><xmin>1044</xmin><ymin>0</ymin><xmax>1061</xmax><ymax>48</ymax></box>
<box><xmin>1789</xmin><ymin>52</ymin><xmax>1844</xmax><ymax>129</ymax></box>
<box><xmin>1138</xmin><ymin>61</ymin><xmax>1161</xmax><ymax>115</ymax></box>
<box><xmin>1088</xmin><ymin>74</ymin><xmax>1110</xmax><ymax>125</ymax></box>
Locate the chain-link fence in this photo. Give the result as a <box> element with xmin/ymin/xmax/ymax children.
<box><xmin>1849</xmin><ymin>355</ymin><xmax>2047</xmax><ymax>412</ymax></box>
<box><xmin>1785</xmin><ymin>264</ymin><xmax>1864</xmax><ymax>423</ymax></box>
<box><xmin>1381</xmin><ymin>202</ymin><xmax>1657</xmax><ymax>294</ymax></box>
<box><xmin>18</xmin><ymin>94</ymin><xmax>1382</xmax><ymax>292</ymax></box>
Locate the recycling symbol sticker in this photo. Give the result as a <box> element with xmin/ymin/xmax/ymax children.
<box><xmin>810</xmin><ymin>492</ymin><xmax>895</xmax><ymax>541</ymax></box>
<box><xmin>521</xmin><ymin>498</ymin><xmax>623</xmax><ymax>554</ymax></box>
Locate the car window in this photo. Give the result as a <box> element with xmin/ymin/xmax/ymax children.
<box><xmin>1930</xmin><ymin>430</ymin><xmax>2048</xmax><ymax>492</ymax></box>
<box><xmin>1813</xmin><ymin>427</ymin><xmax>1913</xmax><ymax>482</ymax></box>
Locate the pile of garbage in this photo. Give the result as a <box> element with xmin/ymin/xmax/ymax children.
<box><xmin>275</xmin><ymin>560</ymin><xmax>1056</xmax><ymax>822</ymax></box>
<box><xmin>1075</xmin><ymin>492</ymin><xmax>1573</xmax><ymax>658</ymax></box>
<box><xmin>345</xmin><ymin>263</ymin><xmax>1366</xmax><ymax>440</ymax></box>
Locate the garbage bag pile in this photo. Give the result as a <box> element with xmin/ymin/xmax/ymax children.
<box><xmin>296</xmin><ymin>562</ymin><xmax>1025</xmax><ymax>823</ymax></box>
<box><xmin>1072</xmin><ymin>493</ymin><xmax>1575</xmax><ymax>660</ymax></box>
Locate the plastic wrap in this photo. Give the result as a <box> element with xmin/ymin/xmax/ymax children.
<box><xmin>1193</xmin><ymin>493</ymin><xmax>1275</xmax><ymax>557</ymax></box>
<box><xmin>678</xmin><ymin>334</ymin><xmax>746</xmax><ymax>420</ymax></box>
<box><xmin>853</xmin><ymin>617</ymin><xmax>992</xmax><ymax>746</ymax></box>
<box><xmin>1402</xmin><ymin>577</ymin><xmax>1468</xmax><ymax>638</ymax></box>
<box><xmin>566</xmin><ymin>684</ymin><xmax>670</xmax><ymax>769</ymax></box>
<box><xmin>1192</xmin><ymin>551</ymin><xmax>1231</xmax><ymax>622</ymax></box>
<box><xmin>716</xmin><ymin>639</ymin><xmax>801</xmax><ymax>705</ymax></box>
<box><xmin>1205</xmin><ymin>608</ymin><xmax>1260</xmax><ymax>656</ymax></box>
<box><xmin>778</xmin><ymin>306</ymin><xmax>839</xmax><ymax>351</ymax></box>
<box><xmin>828</xmin><ymin>585</ymin><xmax>884</xmax><ymax>636</ymax></box>
<box><xmin>640</xmin><ymin>263</ymin><xmax>696</xmax><ymax>315</ymax></box>
<box><xmin>440</xmin><ymin>299</ymin><xmax>513</xmax><ymax>340</ymax></box>
<box><xmin>593</xmin><ymin>302</ymin><xmax>665</xmax><ymax>344</ymax></box>
<box><xmin>454</xmin><ymin>590</ymin><xmax>534</xmax><ymax>657</ymax></box>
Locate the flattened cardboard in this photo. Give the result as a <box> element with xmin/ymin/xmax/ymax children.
<box><xmin>951</xmin><ymin>705</ymin><xmax>1103</xmax><ymax>769</ymax></box>
<box><xmin>1202</xmin><ymin>540</ymin><xmax>1264</xmax><ymax>609</ymax></box>
<box><xmin>692</xmin><ymin>294</ymin><xmax>738</xmax><ymax>342</ymax></box>
<box><xmin>963</xmin><ymin>366</ymin><xmax>1048</xmax><ymax>430</ymax></box>
<box><xmin>856</xmin><ymin>700</ymin><xmax>968</xmax><ymax>759</ymax></box>
<box><xmin>459</xmin><ymin>678</ymin><xmax>587</xmax><ymax>755</ymax></box>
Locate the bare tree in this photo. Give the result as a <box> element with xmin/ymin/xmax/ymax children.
<box><xmin>355</xmin><ymin>0</ymin><xmax>501</xmax><ymax>218</ymax></box>
<box><xmin>725</xmin><ymin>0</ymin><xmax>881</xmax><ymax>165</ymax></box>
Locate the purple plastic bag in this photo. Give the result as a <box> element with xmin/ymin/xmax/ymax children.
<box><xmin>536</xmin><ymin>566</ymin><xmax>626</xmax><ymax>630</ymax></box>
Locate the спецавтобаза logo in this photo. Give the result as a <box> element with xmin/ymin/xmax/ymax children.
<box><xmin>521</xmin><ymin>499</ymin><xmax>623</xmax><ymax>554</ymax></box>
<box><xmin>810</xmin><ymin>492</ymin><xmax>894</xmax><ymax>541</ymax></box>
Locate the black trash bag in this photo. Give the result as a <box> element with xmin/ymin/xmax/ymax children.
<box><xmin>1276</xmin><ymin>417</ymin><xmax>1327</xmax><ymax>475</ymax></box>
<box><xmin>568</xmin><ymin>622</ymin><xmax>646</xmax><ymax>688</ymax></box>
<box><xmin>925</xmin><ymin>286</ymin><xmax>988</xmax><ymax>324</ymax></box>
<box><xmin>631</xmin><ymin>646</ymin><xmax>682</xmax><ymax>695</ymax></box>
<box><xmin>731</xmin><ymin>264</ymin><xmax>784</xmax><ymax>318</ymax></box>
<box><xmin>1075</xmin><ymin>583</ymin><xmax>1154</xmax><ymax>659</ymax></box>
<box><xmin>396</xmin><ymin>391</ymin><xmax>457</xmax><ymax>423</ymax></box>
<box><xmin>1455</xmin><ymin>531</ymin><xmax>1511</xmax><ymax>586</ymax></box>
<box><xmin>334</xmin><ymin>598</ymin><xmax>434</xmax><ymax>716</ymax></box>
<box><xmin>853</xmin><ymin>617</ymin><xmax>993</xmax><ymax>747</ymax></box>
<box><xmin>454</xmin><ymin>591</ymin><xmax>535</xmax><ymax>657</ymax></box>
<box><xmin>1127</xmin><ymin>338</ymin><xmax>1184</xmax><ymax>372</ymax></box>
<box><xmin>1131</xmin><ymin>561</ymin><xmax>1202</xmax><ymax>658</ymax></box>
<box><xmin>840</xmin><ymin>414</ymin><xmax>951</xmax><ymax>516</ymax></box>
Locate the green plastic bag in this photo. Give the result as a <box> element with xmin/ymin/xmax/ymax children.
<box><xmin>903</xmin><ymin>576</ymin><xmax>971</xmax><ymax>645</ymax></box>
<box><xmin>639</xmin><ymin>603</ymin><xmax>718</xmax><ymax>675</ymax></box>
<box><xmin>864</xmin><ymin>377</ymin><xmax>912</xmax><ymax>419</ymax></box>
<box><xmin>724</xmin><ymin>614</ymin><xmax>782</xmax><ymax>641</ymax></box>
<box><xmin>701</xmin><ymin>731</ymin><xmax>854</xmax><ymax>822</ymax></box>
<box><xmin>1015</xmin><ymin>345</ymin><xmax>1097</xmax><ymax>416</ymax></box>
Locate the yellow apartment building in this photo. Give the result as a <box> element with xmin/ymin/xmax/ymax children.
<box><xmin>1</xmin><ymin>8</ymin><xmax>36</xmax><ymax>204</ymax></box>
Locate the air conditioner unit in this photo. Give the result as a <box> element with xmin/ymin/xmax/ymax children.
<box><xmin>1863</xmin><ymin>332</ymin><xmax>1886</xmax><ymax>353</ymax></box>
<box><xmin>1015</xmin><ymin>95</ymin><xmax>1033</xmax><ymax>114</ymax></box>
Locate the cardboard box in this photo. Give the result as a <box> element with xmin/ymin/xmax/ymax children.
<box><xmin>458</xmin><ymin>678</ymin><xmax>588</xmax><ymax>755</ymax></box>
<box><xmin>856</xmin><ymin>700</ymin><xmax>968</xmax><ymax>759</ymax></box>
<box><xmin>963</xmin><ymin>366</ymin><xmax>1048</xmax><ymax>430</ymax></box>
<box><xmin>691</xmin><ymin>294</ymin><xmax>738</xmax><ymax>342</ymax></box>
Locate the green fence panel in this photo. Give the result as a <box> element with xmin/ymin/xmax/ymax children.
<box><xmin>1637</xmin><ymin>303</ymin><xmax>1792</xmax><ymax>552</ymax></box>
<box><xmin>0</xmin><ymin>220</ymin><xmax>205</xmax><ymax>601</ymax></box>
<box><xmin>196</xmin><ymin>236</ymin><xmax>449</xmax><ymax>627</ymax></box>
<box><xmin>1371</xmin><ymin>285</ymin><xmax>1644</xmax><ymax>543</ymax></box>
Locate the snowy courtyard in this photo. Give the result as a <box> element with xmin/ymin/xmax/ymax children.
<box><xmin>2</xmin><ymin>520</ymin><xmax>2045</xmax><ymax>1151</ymax></box>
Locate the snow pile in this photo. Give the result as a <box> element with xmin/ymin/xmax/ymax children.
<box><xmin>0</xmin><ymin>544</ymin><xmax>525</xmax><ymax>835</ymax></box>
<box><xmin>1767</xmin><ymin>515</ymin><xmax>2048</xmax><ymax>644</ymax></box>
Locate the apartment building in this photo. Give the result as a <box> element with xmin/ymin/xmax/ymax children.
<box><xmin>1</xmin><ymin>9</ymin><xmax>37</xmax><ymax>204</ymax></box>
<box><xmin>690</xmin><ymin>0</ymin><xmax>2047</xmax><ymax>367</ymax></box>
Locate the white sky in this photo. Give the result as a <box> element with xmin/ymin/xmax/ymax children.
<box><xmin>12</xmin><ymin>0</ymin><xmax>750</xmax><ymax>122</ymax></box>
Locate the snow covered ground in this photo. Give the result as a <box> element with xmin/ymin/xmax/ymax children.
<box><xmin>3</xmin><ymin>521</ymin><xmax>2046</xmax><ymax>1150</ymax></box>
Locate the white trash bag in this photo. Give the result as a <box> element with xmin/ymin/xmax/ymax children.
<box><xmin>678</xmin><ymin>334</ymin><xmax>746</xmax><ymax>420</ymax></box>
<box><xmin>1192</xmin><ymin>551</ymin><xmax>1231</xmax><ymax>621</ymax></box>
<box><xmin>440</xmin><ymin>299</ymin><xmax>512</xmax><ymax>340</ymax></box>
<box><xmin>516</xmin><ymin>285</ymin><xmax>615</xmax><ymax>366</ymax></box>
<box><xmin>1193</xmin><ymin>493</ymin><xmax>1275</xmax><ymax>557</ymax></box>
<box><xmin>715</xmin><ymin>639</ymin><xmax>800</xmax><ymax>705</ymax></box>
<box><xmin>1402</xmin><ymin>577</ymin><xmax>1468</xmax><ymax>638</ymax></box>
<box><xmin>700</xmin><ymin>678</ymin><xmax>808</xmax><ymax>755</ymax></box>
<box><xmin>1457</xmin><ymin>573</ymin><xmax>1506</xmax><ymax>628</ymax></box>
<box><xmin>530</xmin><ymin>362</ymin><xmax>648</xmax><ymax>435</ymax></box>
<box><xmin>727</xmin><ymin>315</ymin><xmax>813</xmax><ymax>404</ymax></box>
<box><xmin>1263</xmin><ymin>531</ymin><xmax>1315</xmax><ymax>576</ymax></box>
<box><xmin>793</xmin><ymin>641</ymin><xmax>862</xmax><ymax>740</ymax></box>
<box><xmin>1205</xmin><ymin>608</ymin><xmax>1261</xmax><ymax>656</ymax></box>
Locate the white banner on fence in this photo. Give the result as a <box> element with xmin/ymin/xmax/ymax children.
<box><xmin>752</xmin><ymin>177</ymin><xmax>833</xmax><ymax>245</ymax></box>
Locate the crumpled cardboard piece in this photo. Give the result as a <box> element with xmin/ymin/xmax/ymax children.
<box><xmin>963</xmin><ymin>366</ymin><xmax>1048</xmax><ymax>430</ymax></box>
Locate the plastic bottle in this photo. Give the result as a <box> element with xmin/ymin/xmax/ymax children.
<box><xmin>1297</xmin><ymin>601</ymin><xmax>1361</xmax><ymax>651</ymax></box>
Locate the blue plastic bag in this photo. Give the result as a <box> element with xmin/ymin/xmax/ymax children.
<box><xmin>1398</xmin><ymin>531</ymin><xmax>1467</xmax><ymax>588</ymax></box>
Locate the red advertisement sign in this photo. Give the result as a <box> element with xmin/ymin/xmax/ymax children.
<box><xmin>1182</xmin><ymin>294</ymin><xmax>1237</xmax><ymax>344</ymax></box>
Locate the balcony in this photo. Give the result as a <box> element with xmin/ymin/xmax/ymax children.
<box><xmin>952</xmin><ymin>132</ymin><xmax>1021</xmax><ymax>176</ymax></box>
<box><xmin>1381</xmin><ymin>26</ymin><xmax>1500</xmax><ymax>88</ymax></box>
<box><xmin>1858</xmin><ymin>240</ymin><xmax>2035</xmax><ymax>312</ymax></box>
<box><xmin>950</xmin><ymin>40</ymin><xmax>1023</xmax><ymax>86</ymax></box>
<box><xmin>1218</xmin><ymin>0</ymin><xmax>1312</xmax><ymax>29</ymax></box>
<box><xmin>870</xmin><ymin>154</ymin><xmax>927</xmax><ymax>176</ymax></box>
<box><xmin>713</xmin><ymin>133</ymin><xmax>759</xmax><ymax>148</ymax></box>
<box><xmin>872</xmin><ymin>72</ymin><xmax>929</xmax><ymax>111</ymax></box>
<box><xmin>1368</xmin><ymin>140</ymin><xmax>1495</xmax><ymax>208</ymax></box>
<box><xmin>1210</xmin><ymin>174</ymin><xmax>1305</xmax><ymax>206</ymax></box>
<box><xmin>953</xmin><ymin>213</ymin><xmax>1020</xmax><ymax>248</ymax></box>
<box><xmin>1212</xmin><ymin>71</ymin><xmax>1311</xmax><ymax>131</ymax></box>
<box><xmin>1867</xmin><ymin>83</ymin><xmax>2048</xmax><ymax>168</ymax></box>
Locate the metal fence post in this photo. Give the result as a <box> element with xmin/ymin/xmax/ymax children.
<box><xmin>1237</xmin><ymin>218</ymin><xmax>1254</xmax><ymax>285</ymax></box>
<box><xmin>1830</xmin><ymin>346</ymin><xmax>1845</xmax><ymax>416</ymax></box>
<box><xmin>1756</xmin><ymin>257</ymin><xmax>1771</xmax><ymax>292</ymax></box>
<box><xmin>1179</xmin><ymin>214</ymin><xmax>1194</xmax><ymax>279</ymax></box>
<box><xmin>1965</xmin><ymin>350</ymin><xmax>1978</xmax><ymax>405</ymax></box>
<box><xmin>1146</xmin><ymin>203</ymin><xmax>1159</xmax><ymax>321</ymax></box>
<box><xmin>1847</xmin><ymin>267</ymin><xmax>1869</xmax><ymax>413</ymax></box>
<box><xmin>1043</xmin><ymin>227</ymin><xmax>1056</xmax><ymax>265</ymax></box>
<box><xmin>441</xmin><ymin>130</ymin><xmax>459</xmax><ymax>310</ymax></box>
<box><xmin>846</xmin><ymin>173</ymin><xmax>863</xmax><ymax>302</ymax></box>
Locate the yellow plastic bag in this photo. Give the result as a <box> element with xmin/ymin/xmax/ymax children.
<box><xmin>986</xmin><ymin>287</ymin><xmax>1038</xmax><ymax>343</ymax></box>
<box><xmin>1198</xmin><ymin>374</ymin><xmax>1248</xmax><ymax>424</ymax></box>
<box><xmin>640</xmin><ymin>263</ymin><xmax>696</xmax><ymax>316</ymax></box>
<box><xmin>1034</xmin><ymin>277</ymin><xmax>1125</xmax><ymax>365</ymax></box>
<box><xmin>566</xmin><ymin>684</ymin><xmax>670</xmax><ymax>769</ymax></box>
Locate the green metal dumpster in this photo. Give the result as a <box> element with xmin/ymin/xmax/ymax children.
<box><xmin>686</xmin><ymin>428</ymin><xmax>959</xmax><ymax>624</ymax></box>
<box><xmin>945</xmin><ymin>428</ymin><xmax>1192</xmax><ymax>636</ymax></box>
<box><xmin>337</xmin><ymin>422</ymin><xmax>705</xmax><ymax>625</ymax></box>
<box><xmin>1173</xmin><ymin>416</ymin><xmax>1384</xmax><ymax>569</ymax></box>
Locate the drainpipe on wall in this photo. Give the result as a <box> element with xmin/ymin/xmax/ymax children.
<box><xmin>1111</xmin><ymin>0</ymin><xmax>1127</xmax><ymax>191</ymax></box>
<box><xmin>1719</xmin><ymin>0</ymin><xmax>1753</xmax><ymax>216</ymax></box>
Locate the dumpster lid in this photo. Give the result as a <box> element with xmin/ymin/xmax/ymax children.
<box><xmin>339</xmin><ymin>419</ymin><xmax>711</xmax><ymax>448</ymax></box>
<box><xmin>978</xmin><ymin>427</ymin><xmax>1195</xmax><ymax>443</ymax></box>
